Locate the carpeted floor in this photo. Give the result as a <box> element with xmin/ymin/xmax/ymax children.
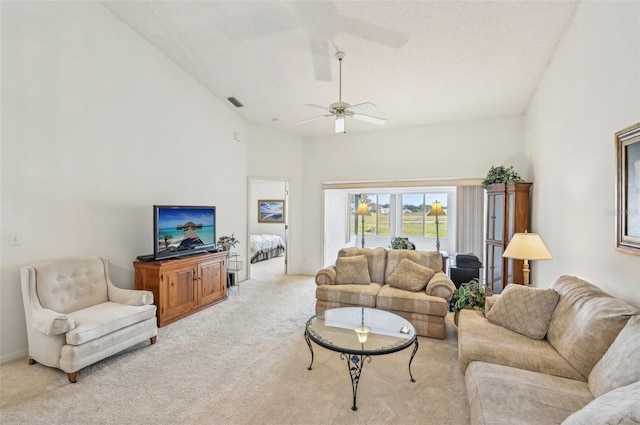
<box><xmin>0</xmin><ymin>257</ymin><xmax>470</xmax><ymax>425</ymax></box>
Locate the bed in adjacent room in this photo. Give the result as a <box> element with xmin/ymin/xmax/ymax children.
<box><xmin>250</xmin><ymin>234</ymin><xmax>285</xmax><ymax>263</ymax></box>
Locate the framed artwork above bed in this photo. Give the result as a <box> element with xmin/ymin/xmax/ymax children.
<box><xmin>616</xmin><ymin>122</ymin><xmax>640</xmax><ymax>255</ymax></box>
<box><xmin>258</xmin><ymin>199</ymin><xmax>285</xmax><ymax>223</ymax></box>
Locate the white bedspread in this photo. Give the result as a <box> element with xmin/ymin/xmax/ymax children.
<box><xmin>250</xmin><ymin>234</ymin><xmax>285</xmax><ymax>254</ymax></box>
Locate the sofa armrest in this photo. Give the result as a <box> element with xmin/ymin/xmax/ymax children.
<box><xmin>484</xmin><ymin>294</ymin><xmax>500</xmax><ymax>315</ymax></box>
<box><xmin>315</xmin><ymin>266</ymin><xmax>337</xmax><ymax>286</ymax></box>
<box><xmin>425</xmin><ymin>272</ymin><xmax>456</xmax><ymax>301</ymax></box>
<box><xmin>107</xmin><ymin>280</ymin><xmax>154</xmax><ymax>306</ymax></box>
<box><xmin>31</xmin><ymin>307</ymin><xmax>75</xmax><ymax>335</ymax></box>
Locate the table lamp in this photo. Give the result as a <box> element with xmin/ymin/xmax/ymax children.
<box><xmin>427</xmin><ymin>201</ymin><xmax>445</xmax><ymax>251</ymax></box>
<box><xmin>356</xmin><ymin>201</ymin><xmax>370</xmax><ymax>248</ymax></box>
<box><xmin>353</xmin><ymin>307</ymin><xmax>370</xmax><ymax>343</ymax></box>
<box><xmin>502</xmin><ymin>231</ymin><xmax>552</xmax><ymax>286</ymax></box>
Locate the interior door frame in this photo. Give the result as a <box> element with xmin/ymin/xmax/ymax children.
<box><xmin>247</xmin><ymin>176</ymin><xmax>289</xmax><ymax>279</ymax></box>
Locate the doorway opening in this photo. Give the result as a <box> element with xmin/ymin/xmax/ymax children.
<box><xmin>247</xmin><ymin>177</ymin><xmax>288</xmax><ymax>280</ymax></box>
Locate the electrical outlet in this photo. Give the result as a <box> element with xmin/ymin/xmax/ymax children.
<box><xmin>9</xmin><ymin>233</ymin><xmax>21</xmax><ymax>246</ymax></box>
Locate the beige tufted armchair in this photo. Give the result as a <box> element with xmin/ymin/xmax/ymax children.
<box><xmin>20</xmin><ymin>256</ymin><xmax>157</xmax><ymax>382</ymax></box>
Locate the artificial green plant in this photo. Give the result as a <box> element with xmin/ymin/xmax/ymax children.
<box><xmin>450</xmin><ymin>279</ymin><xmax>486</xmax><ymax>312</ymax></box>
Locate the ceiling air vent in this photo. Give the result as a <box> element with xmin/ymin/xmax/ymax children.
<box><xmin>227</xmin><ymin>97</ymin><xmax>244</xmax><ymax>108</ymax></box>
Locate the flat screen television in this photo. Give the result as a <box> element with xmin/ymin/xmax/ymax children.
<box><xmin>153</xmin><ymin>205</ymin><xmax>216</xmax><ymax>260</ymax></box>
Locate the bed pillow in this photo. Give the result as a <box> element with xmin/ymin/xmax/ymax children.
<box><xmin>335</xmin><ymin>255</ymin><xmax>371</xmax><ymax>284</ymax></box>
<box><xmin>486</xmin><ymin>284</ymin><xmax>560</xmax><ymax>340</ymax></box>
<box><xmin>387</xmin><ymin>258</ymin><xmax>435</xmax><ymax>292</ymax></box>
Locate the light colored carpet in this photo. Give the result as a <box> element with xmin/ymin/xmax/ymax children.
<box><xmin>0</xmin><ymin>257</ymin><xmax>470</xmax><ymax>425</ymax></box>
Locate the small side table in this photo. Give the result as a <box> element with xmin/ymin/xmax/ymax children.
<box><xmin>226</xmin><ymin>252</ymin><xmax>243</xmax><ymax>292</ymax></box>
<box><xmin>439</xmin><ymin>251</ymin><xmax>449</xmax><ymax>274</ymax></box>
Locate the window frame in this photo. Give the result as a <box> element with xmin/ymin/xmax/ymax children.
<box><xmin>349</xmin><ymin>190</ymin><xmax>453</xmax><ymax>240</ymax></box>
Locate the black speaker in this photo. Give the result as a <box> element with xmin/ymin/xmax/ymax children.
<box><xmin>456</xmin><ymin>254</ymin><xmax>482</xmax><ymax>269</ymax></box>
<box><xmin>450</xmin><ymin>267</ymin><xmax>480</xmax><ymax>288</ymax></box>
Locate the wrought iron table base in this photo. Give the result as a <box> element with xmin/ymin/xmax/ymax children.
<box><xmin>342</xmin><ymin>352</ymin><xmax>371</xmax><ymax>411</ymax></box>
<box><xmin>305</xmin><ymin>331</ymin><xmax>419</xmax><ymax>411</ymax></box>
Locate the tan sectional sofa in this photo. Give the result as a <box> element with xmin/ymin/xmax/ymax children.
<box><xmin>315</xmin><ymin>247</ymin><xmax>456</xmax><ymax>339</ymax></box>
<box><xmin>458</xmin><ymin>275</ymin><xmax>640</xmax><ymax>425</ymax></box>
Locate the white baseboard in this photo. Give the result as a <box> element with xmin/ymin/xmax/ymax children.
<box><xmin>1</xmin><ymin>349</ymin><xmax>28</xmax><ymax>365</ymax></box>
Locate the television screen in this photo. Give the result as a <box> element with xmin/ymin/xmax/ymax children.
<box><xmin>154</xmin><ymin>205</ymin><xmax>216</xmax><ymax>259</ymax></box>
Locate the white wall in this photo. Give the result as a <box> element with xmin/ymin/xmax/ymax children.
<box><xmin>0</xmin><ymin>2</ymin><xmax>249</xmax><ymax>361</ymax></box>
<box><xmin>301</xmin><ymin>116</ymin><xmax>526</xmax><ymax>274</ymax></box>
<box><xmin>323</xmin><ymin>190</ymin><xmax>350</xmax><ymax>266</ymax></box>
<box><xmin>525</xmin><ymin>1</ymin><xmax>640</xmax><ymax>306</ymax></box>
<box><xmin>246</xmin><ymin>124</ymin><xmax>304</xmax><ymax>274</ymax></box>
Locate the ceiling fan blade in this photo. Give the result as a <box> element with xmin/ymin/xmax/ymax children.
<box><xmin>297</xmin><ymin>114</ymin><xmax>331</xmax><ymax>125</ymax></box>
<box><xmin>351</xmin><ymin>113</ymin><xmax>386</xmax><ymax>125</ymax></box>
<box><xmin>304</xmin><ymin>103</ymin><xmax>333</xmax><ymax>112</ymax></box>
<box><xmin>348</xmin><ymin>102</ymin><xmax>377</xmax><ymax>112</ymax></box>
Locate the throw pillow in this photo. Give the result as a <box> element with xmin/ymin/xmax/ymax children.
<box><xmin>486</xmin><ymin>284</ymin><xmax>560</xmax><ymax>340</ymax></box>
<box><xmin>335</xmin><ymin>255</ymin><xmax>371</xmax><ymax>285</ymax></box>
<box><xmin>387</xmin><ymin>258</ymin><xmax>435</xmax><ymax>292</ymax></box>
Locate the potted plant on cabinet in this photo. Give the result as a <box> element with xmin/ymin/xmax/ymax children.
<box><xmin>390</xmin><ymin>237</ymin><xmax>416</xmax><ymax>250</ymax></box>
<box><xmin>482</xmin><ymin>165</ymin><xmax>524</xmax><ymax>188</ymax></box>
<box><xmin>450</xmin><ymin>278</ymin><xmax>486</xmax><ymax>326</ymax></box>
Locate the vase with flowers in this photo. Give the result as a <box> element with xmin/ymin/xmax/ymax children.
<box><xmin>217</xmin><ymin>233</ymin><xmax>239</xmax><ymax>252</ymax></box>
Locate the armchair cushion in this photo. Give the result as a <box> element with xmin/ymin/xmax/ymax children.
<box><xmin>387</xmin><ymin>258</ymin><xmax>435</xmax><ymax>292</ymax></box>
<box><xmin>316</xmin><ymin>283</ymin><xmax>381</xmax><ymax>307</ymax></box>
<box><xmin>66</xmin><ymin>302</ymin><xmax>157</xmax><ymax>345</ymax></box>
<box><xmin>335</xmin><ymin>255</ymin><xmax>371</xmax><ymax>285</ymax></box>
<box><xmin>377</xmin><ymin>286</ymin><xmax>448</xmax><ymax>316</ymax></box>
<box><xmin>486</xmin><ymin>284</ymin><xmax>560</xmax><ymax>340</ymax></box>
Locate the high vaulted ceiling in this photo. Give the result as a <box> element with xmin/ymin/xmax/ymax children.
<box><xmin>102</xmin><ymin>1</ymin><xmax>579</xmax><ymax>137</ymax></box>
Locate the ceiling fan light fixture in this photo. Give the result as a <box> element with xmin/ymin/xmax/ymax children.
<box><xmin>335</xmin><ymin>114</ymin><xmax>346</xmax><ymax>133</ymax></box>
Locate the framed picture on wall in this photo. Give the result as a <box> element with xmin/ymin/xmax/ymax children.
<box><xmin>258</xmin><ymin>200</ymin><xmax>285</xmax><ymax>223</ymax></box>
<box><xmin>615</xmin><ymin>122</ymin><xmax>640</xmax><ymax>255</ymax></box>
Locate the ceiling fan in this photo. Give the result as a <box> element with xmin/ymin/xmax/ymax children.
<box><xmin>297</xmin><ymin>51</ymin><xmax>386</xmax><ymax>133</ymax></box>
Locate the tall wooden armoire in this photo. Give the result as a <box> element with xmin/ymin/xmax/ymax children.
<box><xmin>484</xmin><ymin>182</ymin><xmax>532</xmax><ymax>293</ymax></box>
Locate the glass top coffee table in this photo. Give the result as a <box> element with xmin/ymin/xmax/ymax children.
<box><xmin>304</xmin><ymin>307</ymin><xmax>419</xmax><ymax>411</ymax></box>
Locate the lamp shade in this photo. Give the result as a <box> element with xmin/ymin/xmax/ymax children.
<box><xmin>427</xmin><ymin>201</ymin><xmax>445</xmax><ymax>216</ymax></box>
<box><xmin>356</xmin><ymin>202</ymin><xmax>370</xmax><ymax>216</ymax></box>
<box><xmin>503</xmin><ymin>233</ymin><xmax>552</xmax><ymax>260</ymax></box>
